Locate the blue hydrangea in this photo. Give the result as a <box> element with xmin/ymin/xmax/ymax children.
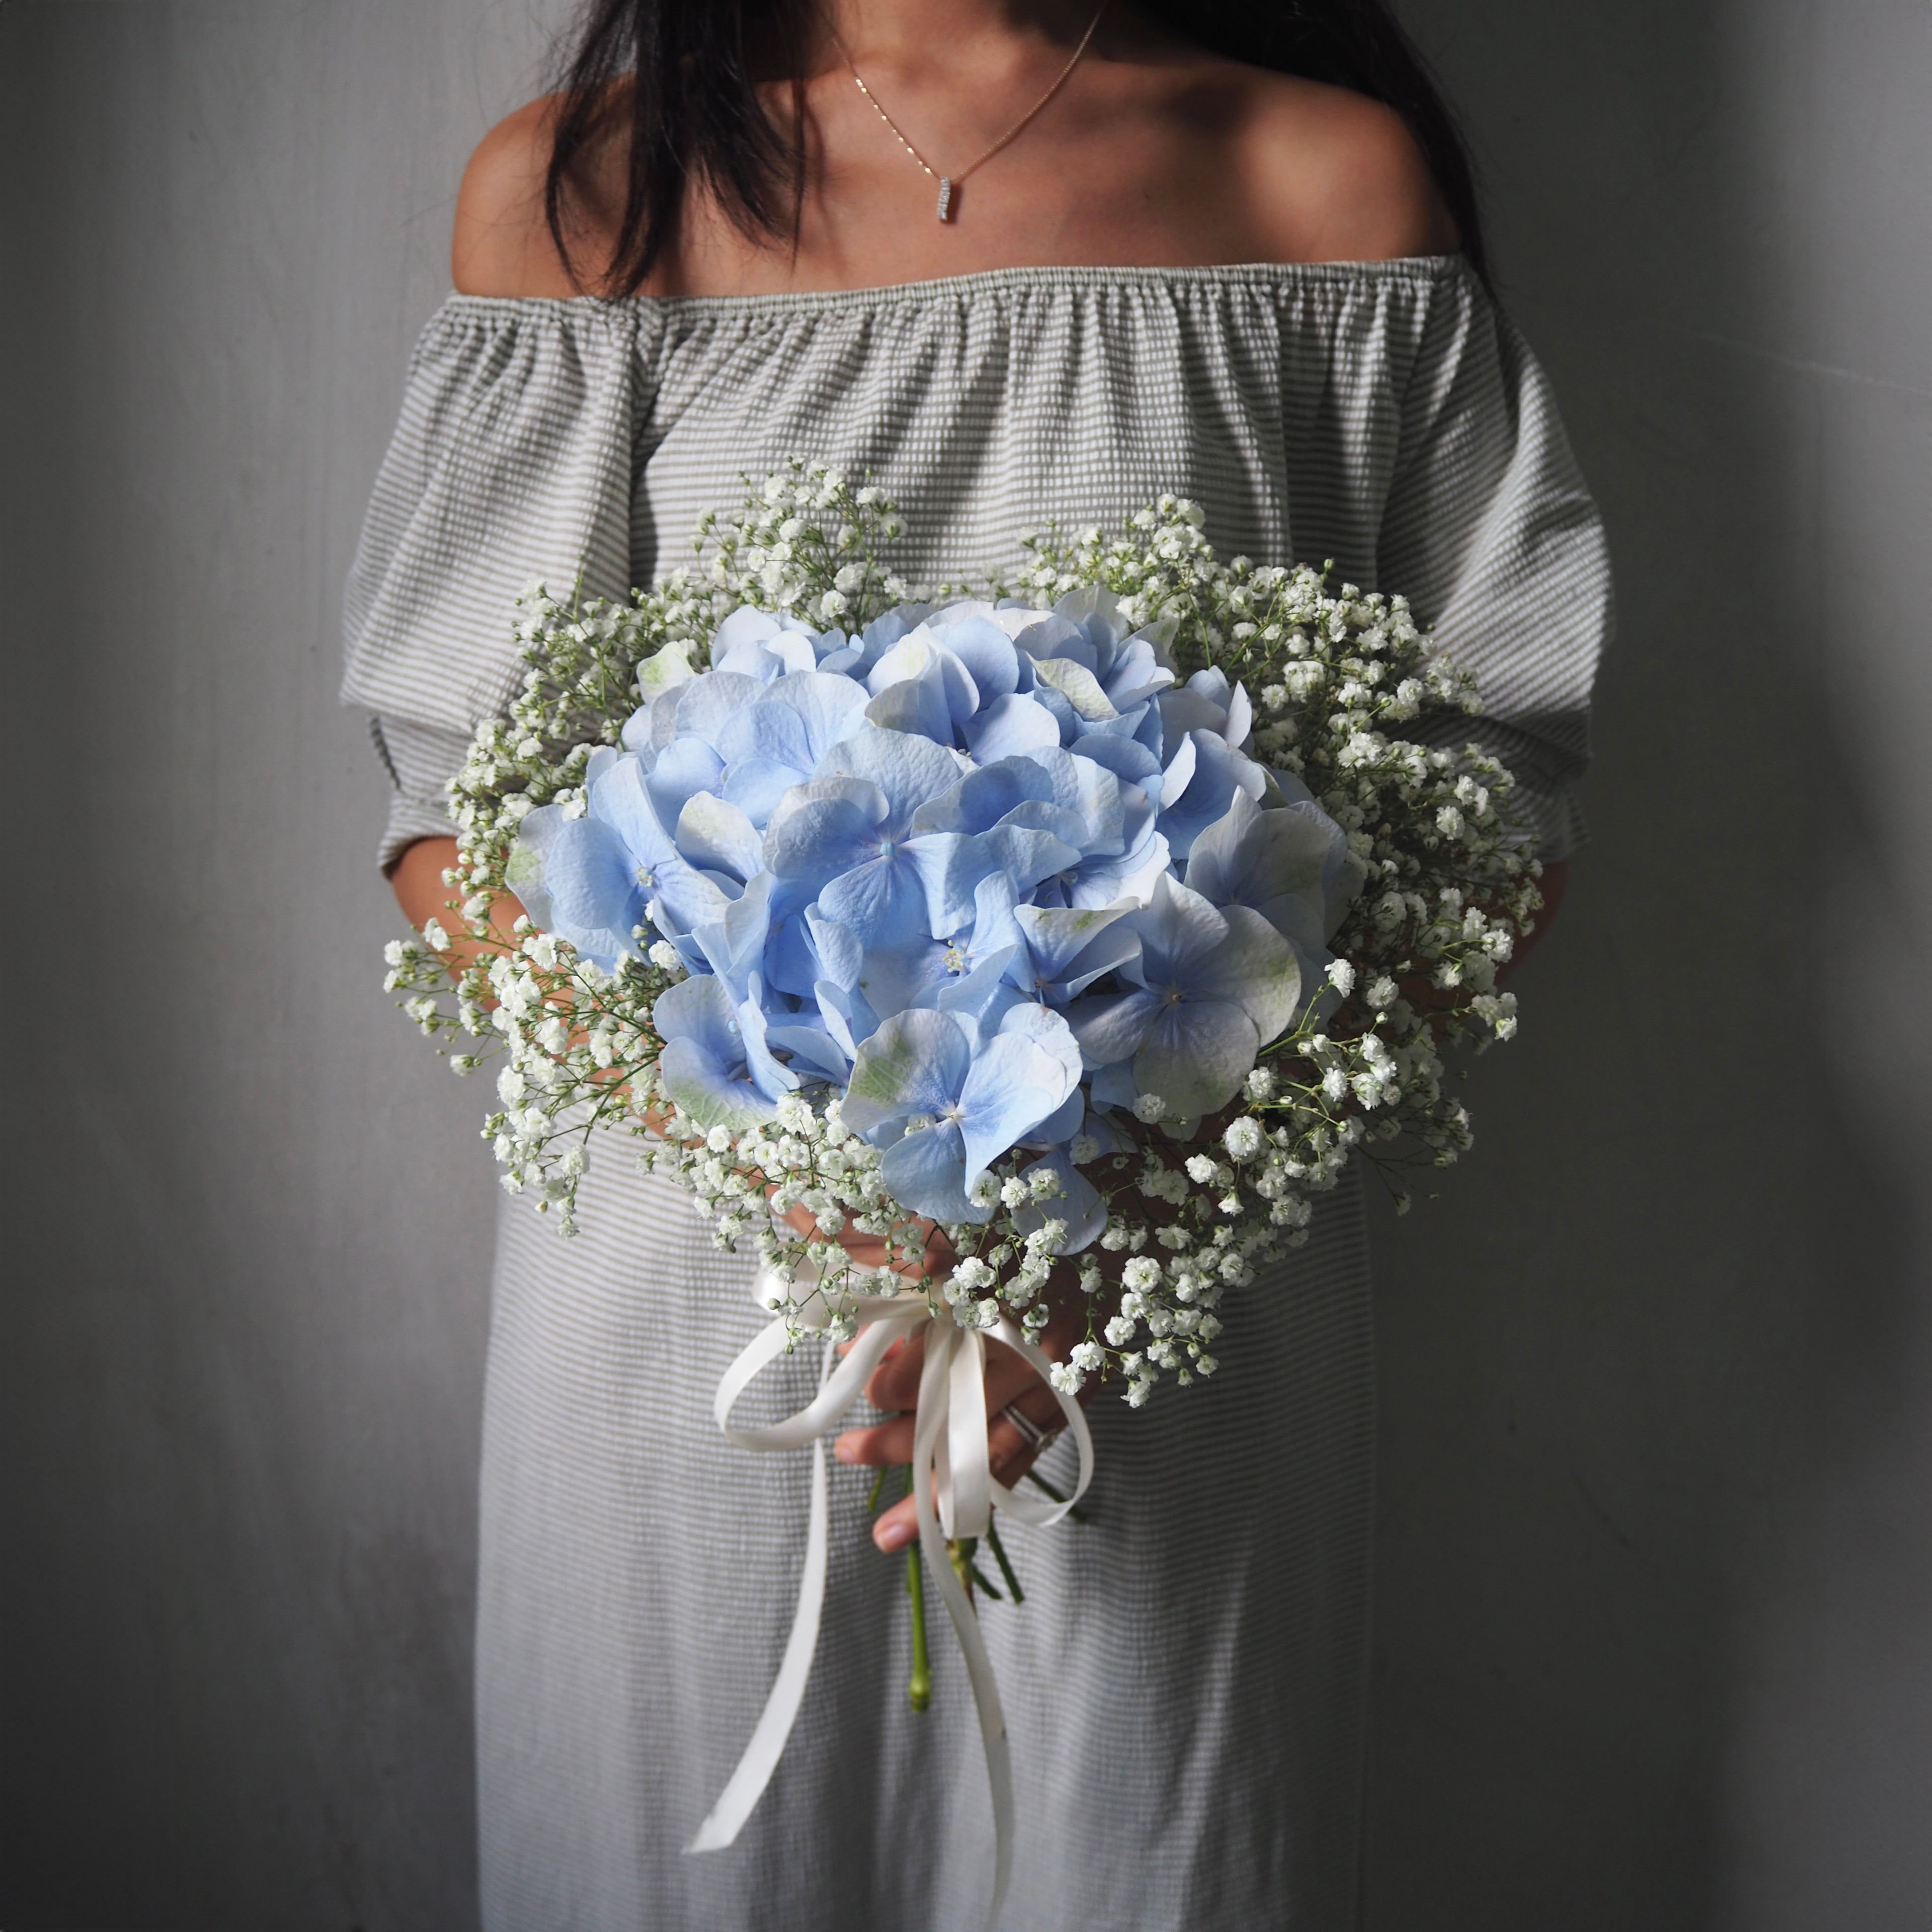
<box><xmin>515</xmin><ymin>591</ymin><xmax>1361</xmax><ymax>1229</ymax></box>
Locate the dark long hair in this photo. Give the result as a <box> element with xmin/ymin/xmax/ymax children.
<box><xmin>544</xmin><ymin>1</ymin><xmax>1486</xmax><ymax>294</ymax></box>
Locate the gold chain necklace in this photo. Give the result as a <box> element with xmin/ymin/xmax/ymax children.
<box><xmin>830</xmin><ymin>7</ymin><xmax>1107</xmax><ymax>222</ymax></box>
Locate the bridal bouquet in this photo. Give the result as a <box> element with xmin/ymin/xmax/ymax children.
<box><xmin>390</xmin><ymin>463</ymin><xmax>1537</xmax><ymax>1387</ymax></box>
<box><xmin>383</xmin><ymin>462</ymin><xmax>1541</xmax><ymax>1905</ymax></box>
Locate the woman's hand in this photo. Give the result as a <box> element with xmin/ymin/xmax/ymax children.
<box><xmin>834</xmin><ymin>1274</ymin><xmax>1093</xmax><ymax>1554</ymax></box>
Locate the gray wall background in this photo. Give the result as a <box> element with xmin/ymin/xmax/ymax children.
<box><xmin>3</xmin><ymin>2</ymin><xmax>1927</xmax><ymax>1926</ymax></box>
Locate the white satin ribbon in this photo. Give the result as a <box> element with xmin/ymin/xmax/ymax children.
<box><xmin>686</xmin><ymin>1269</ymin><xmax>1094</xmax><ymax>1932</ymax></box>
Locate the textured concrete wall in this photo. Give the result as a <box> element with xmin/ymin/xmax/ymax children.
<box><xmin>3</xmin><ymin>3</ymin><xmax>1927</xmax><ymax>1927</ymax></box>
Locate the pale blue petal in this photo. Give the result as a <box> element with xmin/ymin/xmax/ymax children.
<box><xmin>1133</xmin><ymin>999</ymin><xmax>1258</xmax><ymax>1119</ymax></box>
<box><xmin>543</xmin><ymin>815</ymin><xmax>646</xmax><ymax>941</ymax></box>
<box><xmin>647</xmin><ymin>737</ymin><xmax>726</xmax><ymax>830</ymax></box>
<box><xmin>880</xmin><ymin>1121</ymin><xmax>985</xmax><ymax>1225</ymax></box>
<box><xmin>866</xmin><ymin>632</ymin><xmax>981</xmax><ymax>723</ymax></box>
<box><xmin>817</xmin><ymin>850</ymin><xmax>928</xmax><ymax>947</ymax></box>
<box><xmin>676</xmin><ymin>792</ymin><xmax>764</xmax><ymax>883</ymax></box>
<box><xmin>1159</xmin><ymin>730</ymin><xmax>1267</xmax><ymax>860</ymax></box>
<box><xmin>711</xmin><ymin>605</ymin><xmax>789</xmax><ymax>655</ymax></box>
<box><xmin>764</xmin><ymin>772</ymin><xmax>886</xmax><ymax>839</ymax></box>
<box><xmin>1065</xmin><ymin>987</ymin><xmax>1162</xmax><ymax>1070</ymax></box>
<box><xmin>760</xmin><ymin>671</ymin><xmax>871</xmax><ymax>762</ymax></box>
<box><xmin>1022</xmin><ymin>1086</ymin><xmax>1087</xmax><ymax>1150</ymax></box>
<box><xmin>689</xmin><ymin>872</ymin><xmax>774</xmax><ymax>1001</ymax></box>
<box><xmin>1182</xmin><ymin>904</ymin><xmax>1302</xmax><ymax>1047</ymax></box>
<box><xmin>928</xmin><ymin>614</ymin><xmax>1020</xmax><ymax>701</ymax></box>
<box><xmin>855</xmin><ymin>936</ymin><xmax>953</xmax><ymax>1018</ymax></box>
<box><xmin>1130</xmin><ymin>873</ymin><xmax>1229</xmax><ymax>983</ymax></box>
<box><xmin>716</xmin><ymin>696</ymin><xmax>813</xmax><ymax>770</ymax></box>
<box><xmin>994</xmin><ymin>1001</ymin><xmax>1085</xmax><ymax>1091</ymax></box>
<box><xmin>763</xmin><ymin>795</ymin><xmax>883</xmax><ymax>895</ymax></box>
<box><xmin>1225</xmin><ymin>681</ymin><xmax>1253</xmax><ymax>749</ymax></box>
<box><xmin>977</xmin><ymin>822</ymin><xmax>1084</xmax><ymax>898</ymax></box>
<box><xmin>804</xmin><ymin>910</ymin><xmax>864</xmax><ymax>992</ymax></box>
<box><xmin>931</xmin><ymin>944</ymin><xmax>1022</xmax><ymax>1022</ymax></box>
<box><xmin>816</xmin><ymin>725</ymin><xmax>963</xmax><ymax>832</ymax></box>
<box><xmin>956</xmin><ymin>1033</ymin><xmax>1073</xmax><ymax>1181</ymax></box>
<box><xmin>1013</xmin><ymin>901</ymin><xmax>1135</xmax><ymax>983</ymax></box>
<box><xmin>763</xmin><ymin>897</ymin><xmax>826</xmax><ymax>999</ymax></box>
<box><xmin>653</xmin><ymin>973</ymin><xmax>743</xmax><ymax>1064</ymax></box>
<box><xmin>765</xmin><ymin>1020</ymin><xmax>852</xmax><ymax>1084</ymax></box>
<box><xmin>1044</xmin><ymin>919</ymin><xmax>1143</xmax><ymax>1002</ymax></box>
<box><xmin>864</xmin><ymin>658</ymin><xmax>955</xmax><ymax>745</ymax></box>
<box><xmin>721</xmin><ymin>758</ymin><xmax>807</xmax><ymax>828</ymax></box>
<box><xmin>1158</xmin><ymin>731</ymin><xmax>1196</xmax><ymax>810</ymax></box>
<box><xmin>963</xmin><ymin>693</ymin><xmax>1061</xmax><ymax>762</ymax></box>
<box><xmin>590</xmin><ymin>755</ymin><xmax>676</xmax><ymax>866</ymax></box>
<box><xmin>909</xmin><ymin>755</ymin><xmax>1056</xmax><ymax>836</ymax></box>
<box><xmin>659</xmin><ymin>1037</ymin><xmax>781</xmax><ymax>1130</ymax></box>
<box><xmin>1012</xmin><ymin>1151</ymin><xmax>1107</xmax><ymax>1252</ymax></box>
<box><xmin>1031</xmin><ymin>655</ymin><xmax>1118</xmax><ymax>722</ymax></box>
<box><xmin>505</xmin><ymin>804</ymin><xmax>565</xmax><ymax>931</ymax></box>
<box><xmin>814</xmin><ymin>978</ymin><xmax>880</xmax><ymax>1059</ymax></box>
<box><xmin>738</xmin><ymin>985</ymin><xmax>802</xmax><ymax>1101</ymax></box>
<box><xmin>711</xmin><ymin>638</ymin><xmax>791</xmax><ymax>682</ymax></box>
<box><xmin>671</xmin><ymin>671</ymin><xmax>773</xmax><ymax>748</ymax></box>
<box><xmin>841</xmin><ymin>1007</ymin><xmax>973</xmax><ymax>1132</ymax></box>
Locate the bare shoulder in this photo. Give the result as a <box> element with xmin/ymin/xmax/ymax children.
<box><xmin>451</xmin><ymin>96</ymin><xmax>590</xmax><ymax>298</ymax></box>
<box><xmin>1212</xmin><ymin>67</ymin><xmax>1460</xmax><ymax>265</ymax></box>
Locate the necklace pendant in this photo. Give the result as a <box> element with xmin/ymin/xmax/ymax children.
<box><xmin>936</xmin><ymin>176</ymin><xmax>953</xmax><ymax>222</ymax></box>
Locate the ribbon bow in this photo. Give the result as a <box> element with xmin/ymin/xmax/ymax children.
<box><xmin>687</xmin><ymin>1270</ymin><xmax>1095</xmax><ymax>1931</ymax></box>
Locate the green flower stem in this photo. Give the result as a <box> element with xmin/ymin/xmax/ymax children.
<box><xmin>984</xmin><ymin>1516</ymin><xmax>1025</xmax><ymax>1605</ymax></box>
<box><xmin>906</xmin><ymin>1540</ymin><xmax>932</xmax><ymax>1714</ymax></box>
<box><xmin>950</xmin><ymin>1538</ymin><xmax>981</xmax><ymax>1599</ymax></box>
<box><xmin>968</xmin><ymin>1558</ymin><xmax>1005</xmax><ymax>1600</ymax></box>
<box><xmin>1022</xmin><ymin>1467</ymin><xmax>1090</xmax><ymax>1524</ymax></box>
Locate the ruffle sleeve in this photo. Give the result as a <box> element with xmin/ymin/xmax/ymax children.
<box><xmin>341</xmin><ymin>297</ymin><xmax>647</xmax><ymax>867</ymax></box>
<box><xmin>1375</xmin><ymin>269</ymin><xmax>1613</xmax><ymax>861</ymax></box>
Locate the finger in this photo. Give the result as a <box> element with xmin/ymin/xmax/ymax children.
<box><xmin>864</xmin><ymin>1328</ymin><xmax>927</xmax><ymax>1410</ymax></box>
<box><xmin>835</xmin><ymin>1417</ymin><xmax>915</xmax><ymax>1467</ymax></box>
<box><xmin>873</xmin><ymin>1491</ymin><xmax>918</xmax><ymax>1553</ymax></box>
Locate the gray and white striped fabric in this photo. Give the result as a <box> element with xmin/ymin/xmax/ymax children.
<box><xmin>343</xmin><ymin>259</ymin><xmax>1609</xmax><ymax>1932</ymax></box>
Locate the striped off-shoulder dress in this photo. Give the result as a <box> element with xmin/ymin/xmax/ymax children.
<box><xmin>343</xmin><ymin>260</ymin><xmax>1609</xmax><ymax>1932</ymax></box>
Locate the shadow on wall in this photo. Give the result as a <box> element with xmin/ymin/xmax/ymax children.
<box><xmin>1366</xmin><ymin>3</ymin><xmax>1932</xmax><ymax>1929</ymax></box>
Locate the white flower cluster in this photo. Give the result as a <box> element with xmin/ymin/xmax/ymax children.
<box><xmin>384</xmin><ymin>468</ymin><xmax>1544</xmax><ymax>1407</ymax></box>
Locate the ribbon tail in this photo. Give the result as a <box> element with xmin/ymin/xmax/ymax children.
<box><xmin>686</xmin><ymin>1346</ymin><xmax>833</xmax><ymax>1854</ymax></box>
<box><xmin>912</xmin><ymin>1332</ymin><xmax>1015</xmax><ymax>1932</ymax></box>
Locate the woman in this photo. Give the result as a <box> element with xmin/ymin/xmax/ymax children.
<box><xmin>343</xmin><ymin>3</ymin><xmax>1609</xmax><ymax>1925</ymax></box>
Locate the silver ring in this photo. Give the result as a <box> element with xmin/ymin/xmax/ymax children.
<box><xmin>999</xmin><ymin>1402</ymin><xmax>1062</xmax><ymax>1455</ymax></box>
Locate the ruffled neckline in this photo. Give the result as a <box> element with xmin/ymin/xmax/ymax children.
<box><xmin>438</xmin><ymin>254</ymin><xmax>1468</xmax><ymax>323</ymax></box>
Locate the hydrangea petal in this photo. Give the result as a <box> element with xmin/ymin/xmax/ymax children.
<box><xmin>841</xmin><ymin>1007</ymin><xmax>974</xmax><ymax>1134</ymax></box>
<box><xmin>1181</xmin><ymin>903</ymin><xmax>1303</xmax><ymax>1045</ymax></box>
<box><xmin>816</xmin><ymin>726</ymin><xmax>963</xmax><ymax>829</ymax></box>
<box><xmin>677</xmin><ymin>792</ymin><xmax>764</xmax><ymax>884</ymax></box>
<box><xmin>880</xmin><ymin>1121</ymin><xmax>984</xmax><ymax>1225</ymax></box>
<box><xmin>927</xmin><ymin>614</ymin><xmax>1020</xmax><ymax>701</ymax></box>
<box><xmin>646</xmin><ymin>737</ymin><xmax>726</xmax><ymax>830</ymax></box>
<box><xmin>659</xmin><ymin>1039</ymin><xmax>781</xmax><ymax>1130</ymax></box>
<box><xmin>1132</xmin><ymin>998</ymin><xmax>1260</xmax><ymax>1120</ymax></box>
<box><xmin>1064</xmin><ymin>985</ymin><xmax>1162</xmax><ymax>1071</ymax></box>
<box><xmin>1012</xmin><ymin>1150</ymin><xmax>1106</xmax><ymax>1252</ymax></box>
<box><xmin>957</xmin><ymin>1032</ymin><xmax>1075</xmax><ymax>1182</ymax></box>
<box><xmin>863</xmin><ymin>658</ymin><xmax>955</xmax><ymax>745</ymax></box>
<box><xmin>963</xmin><ymin>693</ymin><xmax>1061</xmax><ymax>762</ymax></box>
<box><xmin>542</xmin><ymin>815</ymin><xmax>645</xmax><ymax>941</ymax></box>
